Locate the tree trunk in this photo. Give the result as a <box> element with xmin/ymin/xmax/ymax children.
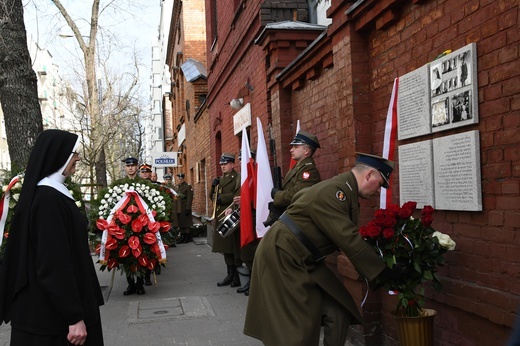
<box><xmin>0</xmin><ymin>0</ymin><xmax>44</xmax><ymax>173</ymax></box>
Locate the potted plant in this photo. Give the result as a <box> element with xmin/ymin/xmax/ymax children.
<box><xmin>359</xmin><ymin>201</ymin><xmax>456</xmax><ymax>345</ymax></box>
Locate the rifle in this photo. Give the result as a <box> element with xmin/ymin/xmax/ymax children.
<box><xmin>263</xmin><ymin>124</ymin><xmax>284</xmax><ymax>227</ymax></box>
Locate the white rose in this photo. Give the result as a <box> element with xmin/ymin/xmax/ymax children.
<box><xmin>105</xmin><ymin>193</ymin><xmax>110</xmax><ymax>198</ymax></box>
<box><xmin>14</xmin><ymin>182</ymin><xmax>22</xmax><ymax>189</ymax></box>
<box><xmin>433</xmin><ymin>231</ymin><xmax>456</xmax><ymax>251</ymax></box>
<box><xmin>75</xmin><ymin>201</ymin><xmax>82</xmax><ymax>207</ymax></box>
<box><xmin>2</xmin><ymin>185</ymin><xmax>7</xmax><ymax>192</ymax></box>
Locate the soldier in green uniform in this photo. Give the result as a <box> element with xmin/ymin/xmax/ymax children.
<box><xmin>245</xmin><ymin>153</ymin><xmax>403</xmax><ymax>346</ymax></box>
<box><xmin>264</xmin><ymin>130</ymin><xmax>321</xmax><ymax>226</ymax></box>
<box><xmin>174</xmin><ymin>173</ymin><xmax>194</xmax><ymax>244</ymax></box>
<box><xmin>210</xmin><ymin>153</ymin><xmax>241</xmax><ymax>287</ymax></box>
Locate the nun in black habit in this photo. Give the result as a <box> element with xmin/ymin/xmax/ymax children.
<box><xmin>0</xmin><ymin>129</ymin><xmax>104</xmax><ymax>345</ymax></box>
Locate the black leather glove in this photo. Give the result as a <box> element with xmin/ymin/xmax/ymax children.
<box><xmin>380</xmin><ymin>262</ymin><xmax>413</xmax><ymax>280</ymax></box>
<box><xmin>212</xmin><ymin>178</ymin><xmax>220</xmax><ymax>187</ymax></box>
<box><xmin>271</xmin><ymin>187</ymin><xmax>279</xmax><ymax>199</ymax></box>
<box><xmin>267</xmin><ymin>201</ymin><xmax>274</xmax><ymax>211</ymax></box>
<box><xmin>185</xmin><ymin>209</ymin><xmax>191</xmax><ymax>216</ymax></box>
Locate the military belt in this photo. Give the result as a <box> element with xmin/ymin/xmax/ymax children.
<box><xmin>280</xmin><ymin>213</ymin><xmax>324</xmax><ymax>262</ymax></box>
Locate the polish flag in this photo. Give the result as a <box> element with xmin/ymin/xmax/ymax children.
<box><xmin>240</xmin><ymin>129</ymin><xmax>256</xmax><ymax>247</ymax></box>
<box><xmin>380</xmin><ymin>78</ymin><xmax>399</xmax><ymax>209</ymax></box>
<box><xmin>288</xmin><ymin>120</ymin><xmax>301</xmax><ymax>169</ymax></box>
<box><xmin>255</xmin><ymin>117</ymin><xmax>274</xmax><ymax>238</ymax></box>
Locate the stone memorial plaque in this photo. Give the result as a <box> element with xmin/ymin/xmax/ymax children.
<box><xmin>398</xmin><ymin>141</ymin><xmax>435</xmax><ymax>208</ymax></box>
<box><xmin>433</xmin><ymin>130</ymin><xmax>482</xmax><ymax>211</ymax></box>
<box><xmin>397</xmin><ymin>65</ymin><xmax>431</xmax><ymax>140</ymax></box>
<box><xmin>431</xmin><ymin>43</ymin><xmax>478</xmax><ymax>133</ymax></box>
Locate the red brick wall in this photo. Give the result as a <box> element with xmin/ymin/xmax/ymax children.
<box><xmin>282</xmin><ymin>0</ymin><xmax>519</xmax><ymax>344</ymax></box>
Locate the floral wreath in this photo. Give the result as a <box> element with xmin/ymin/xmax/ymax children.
<box><xmin>0</xmin><ymin>173</ymin><xmax>85</xmax><ymax>259</ymax></box>
<box><xmin>89</xmin><ymin>178</ymin><xmax>175</xmax><ymax>278</ymax></box>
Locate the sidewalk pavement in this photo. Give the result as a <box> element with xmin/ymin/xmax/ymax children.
<box><xmin>0</xmin><ymin>237</ymin><xmax>262</xmax><ymax>346</ymax></box>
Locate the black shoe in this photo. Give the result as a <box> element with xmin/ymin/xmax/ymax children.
<box><xmin>237</xmin><ymin>281</ymin><xmax>250</xmax><ymax>293</ymax></box>
<box><xmin>123</xmin><ymin>285</ymin><xmax>136</xmax><ymax>296</ymax></box>
<box><xmin>230</xmin><ymin>271</ymin><xmax>241</xmax><ymax>287</ymax></box>
<box><xmin>217</xmin><ymin>274</ymin><xmax>233</xmax><ymax>287</ymax></box>
<box><xmin>182</xmin><ymin>235</ymin><xmax>192</xmax><ymax>243</ymax></box>
<box><xmin>136</xmin><ymin>286</ymin><xmax>146</xmax><ymax>295</ymax></box>
<box><xmin>176</xmin><ymin>234</ymin><xmax>185</xmax><ymax>244</ymax></box>
<box><xmin>244</xmin><ymin>289</ymin><xmax>249</xmax><ymax>296</ymax></box>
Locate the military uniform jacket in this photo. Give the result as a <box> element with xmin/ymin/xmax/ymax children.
<box><xmin>273</xmin><ymin>156</ymin><xmax>321</xmax><ymax>208</ymax></box>
<box><xmin>210</xmin><ymin>170</ymin><xmax>240</xmax><ymax>254</ymax></box>
<box><xmin>244</xmin><ymin>171</ymin><xmax>386</xmax><ymax>346</ymax></box>
<box><xmin>174</xmin><ymin>182</ymin><xmax>193</xmax><ymax>228</ymax></box>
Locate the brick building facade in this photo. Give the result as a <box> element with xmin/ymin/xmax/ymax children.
<box><xmin>202</xmin><ymin>0</ymin><xmax>519</xmax><ymax>344</ymax></box>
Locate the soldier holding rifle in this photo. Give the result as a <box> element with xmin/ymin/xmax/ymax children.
<box><xmin>210</xmin><ymin>153</ymin><xmax>242</xmax><ymax>288</ymax></box>
<box><xmin>264</xmin><ymin>130</ymin><xmax>322</xmax><ymax>226</ymax></box>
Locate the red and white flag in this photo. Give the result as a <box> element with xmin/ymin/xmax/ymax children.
<box><xmin>288</xmin><ymin>120</ymin><xmax>301</xmax><ymax>170</ymax></box>
<box><xmin>240</xmin><ymin>129</ymin><xmax>256</xmax><ymax>247</ymax></box>
<box><xmin>380</xmin><ymin>78</ymin><xmax>399</xmax><ymax>209</ymax></box>
<box><xmin>255</xmin><ymin>117</ymin><xmax>274</xmax><ymax>238</ymax></box>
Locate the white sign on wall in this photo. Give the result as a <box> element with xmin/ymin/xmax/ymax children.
<box><xmin>233</xmin><ymin>103</ymin><xmax>252</xmax><ymax>135</ymax></box>
<box><xmin>152</xmin><ymin>152</ymin><xmax>178</xmax><ymax>167</ymax></box>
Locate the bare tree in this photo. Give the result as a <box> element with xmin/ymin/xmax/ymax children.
<box><xmin>0</xmin><ymin>0</ymin><xmax>44</xmax><ymax>173</ymax></box>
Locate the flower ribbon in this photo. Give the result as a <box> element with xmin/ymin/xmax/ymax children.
<box><xmin>0</xmin><ymin>175</ymin><xmax>22</xmax><ymax>248</ymax></box>
<box><xmin>99</xmin><ymin>190</ymin><xmax>167</xmax><ymax>266</ymax></box>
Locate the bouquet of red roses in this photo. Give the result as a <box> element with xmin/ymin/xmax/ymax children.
<box><xmin>359</xmin><ymin>201</ymin><xmax>456</xmax><ymax>317</ymax></box>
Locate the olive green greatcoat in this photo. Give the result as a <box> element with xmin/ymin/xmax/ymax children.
<box><xmin>210</xmin><ymin>170</ymin><xmax>240</xmax><ymax>255</ymax></box>
<box><xmin>244</xmin><ymin>171</ymin><xmax>386</xmax><ymax>346</ymax></box>
<box><xmin>273</xmin><ymin>156</ymin><xmax>321</xmax><ymax>208</ymax></box>
<box><xmin>173</xmin><ymin>181</ymin><xmax>193</xmax><ymax>228</ymax></box>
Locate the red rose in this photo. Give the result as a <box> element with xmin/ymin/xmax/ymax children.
<box><xmin>398</xmin><ymin>201</ymin><xmax>417</xmax><ymax>218</ymax></box>
<box><xmin>367</xmin><ymin>223</ymin><xmax>382</xmax><ymax>238</ymax></box>
<box><xmin>421</xmin><ymin>205</ymin><xmax>434</xmax><ymax>216</ymax></box>
<box><xmin>421</xmin><ymin>215</ymin><xmax>433</xmax><ymax>228</ymax></box>
<box><xmin>382</xmin><ymin>227</ymin><xmax>395</xmax><ymax>239</ymax></box>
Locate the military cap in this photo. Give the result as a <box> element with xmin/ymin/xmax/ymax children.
<box><xmin>163</xmin><ymin>174</ymin><xmax>172</xmax><ymax>179</ymax></box>
<box><xmin>122</xmin><ymin>157</ymin><xmax>138</xmax><ymax>166</ymax></box>
<box><xmin>355</xmin><ymin>152</ymin><xmax>395</xmax><ymax>189</ymax></box>
<box><xmin>139</xmin><ymin>163</ymin><xmax>152</xmax><ymax>172</ymax></box>
<box><xmin>177</xmin><ymin>173</ymin><xmax>185</xmax><ymax>178</ymax></box>
<box><xmin>219</xmin><ymin>153</ymin><xmax>235</xmax><ymax>164</ymax></box>
<box><xmin>290</xmin><ymin>130</ymin><xmax>321</xmax><ymax>150</ymax></box>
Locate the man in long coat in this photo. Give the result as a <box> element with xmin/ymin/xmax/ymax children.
<box><xmin>210</xmin><ymin>153</ymin><xmax>241</xmax><ymax>287</ymax></box>
<box><xmin>264</xmin><ymin>130</ymin><xmax>321</xmax><ymax>226</ymax></box>
<box><xmin>174</xmin><ymin>173</ymin><xmax>194</xmax><ymax>243</ymax></box>
<box><xmin>244</xmin><ymin>153</ymin><xmax>397</xmax><ymax>346</ymax></box>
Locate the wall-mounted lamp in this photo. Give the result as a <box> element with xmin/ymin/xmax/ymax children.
<box><xmin>230</xmin><ymin>98</ymin><xmax>244</xmax><ymax>110</ymax></box>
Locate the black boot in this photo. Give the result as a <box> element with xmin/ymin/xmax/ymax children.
<box><xmin>230</xmin><ymin>268</ymin><xmax>241</xmax><ymax>287</ymax></box>
<box><xmin>217</xmin><ymin>265</ymin><xmax>235</xmax><ymax>287</ymax></box>
<box><xmin>144</xmin><ymin>270</ymin><xmax>152</xmax><ymax>286</ymax></box>
<box><xmin>136</xmin><ymin>277</ymin><xmax>146</xmax><ymax>295</ymax></box>
<box><xmin>176</xmin><ymin>233</ymin><xmax>185</xmax><ymax>244</ymax></box>
<box><xmin>123</xmin><ymin>276</ymin><xmax>136</xmax><ymax>295</ymax></box>
<box><xmin>237</xmin><ymin>280</ymin><xmax>250</xmax><ymax>293</ymax></box>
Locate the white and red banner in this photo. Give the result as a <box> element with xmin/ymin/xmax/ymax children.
<box><xmin>240</xmin><ymin>129</ymin><xmax>256</xmax><ymax>247</ymax></box>
<box><xmin>255</xmin><ymin>117</ymin><xmax>274</xmax><ymax>238</ymax></box>
<box><xmin>380</xmin><ymin>78</ymin><xmax>399</xmax><ymax>209</ymax></box>
<box><xmin>0</xmin><ymin>175</ymin><xmax>22</xmax><ymax>248</ymax></box>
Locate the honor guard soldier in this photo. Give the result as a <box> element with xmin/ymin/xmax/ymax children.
<box><xmin>264</xmin><ymin>130</ymin><xmax>322</xmax><ymax>226</ymax></box>
<box><xmin>122</xmin><ymin>157</ymin><xmax>139</xmax><ymax>179</ymax></box>
<box><xmin>210</xmin><ymin>153</ymin><xmax>242</xmax><ymax>287</ymax></box>
<box><xmin>174</xmin><ymin>173</ymin><xmax>194</xmax><ymax>244</ymax></box>
<box><xmin>245</xmin><ymin>153</ymin><xmax>405</xmax><ymax>346</ymax></box>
